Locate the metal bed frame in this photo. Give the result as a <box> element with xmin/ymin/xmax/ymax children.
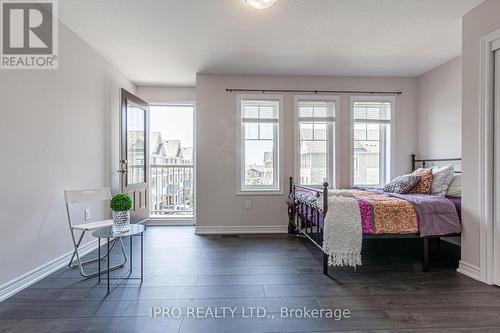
<box><xmin>287</xmin><ymin>154</ymin><xmax>462</xmax><ymax>276</ymax></box>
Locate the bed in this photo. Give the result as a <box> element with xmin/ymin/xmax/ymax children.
<box><xmin>287</xmin><ymin>154</ymin><xmax>462</xmax><ymax>275</ymax></box>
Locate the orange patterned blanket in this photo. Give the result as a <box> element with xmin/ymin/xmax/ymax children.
<box><xmin>349</xmin><ymin>189</ymin><xmax>418</xmax><ymax>234</ymax></box>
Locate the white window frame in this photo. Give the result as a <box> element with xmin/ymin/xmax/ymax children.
<box><xmin>349</xmin><ymin>95</ymin><xmax>396</xmax><ymax>188</ymax></box>
<box><xmin>294</xmin><ymin>95</ymin><xmax>340</xmax><ymax>188</ymax></box>
<box><xmin>236</xmin><ymin>94</ymin><xmax>284</xmax><ymax>195</ymax></box>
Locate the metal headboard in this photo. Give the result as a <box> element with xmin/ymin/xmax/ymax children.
<box><xmin>411</xmin><ymin>154</ymin><xmax>462</xmax><ymax>173</ymax></box>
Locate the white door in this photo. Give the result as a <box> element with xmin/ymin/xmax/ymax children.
<box><xmin>494</xmin><ymin>49</ymin><xmax>500</xmax><ymax>285</ymax></box>
<box><xmin>119</xmin><ymin>89</ymin><xmax>150</xmax><ymax>223</ymax></box>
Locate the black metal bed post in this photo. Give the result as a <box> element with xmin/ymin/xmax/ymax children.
<box><xmin>423</xmin><ymin>237</ymin><xmax>430</xmax><ymax>272</ymax></box>
<box><xmin>288</xmin><ymin>177</ymin><xmax>296</xmax><ymax>234</ymax></box>
<box><xmin>411</xmin><ymin>154</ymin><xmax>416</xmax><ymax>172</ymax></box>
<box><xmin>322</xmin><ymin>182</ymin><xmax>329</xmax><ymax>216</ymax></box>
<box><xmin>322</xmin><ymin>182</ymin><xmax>329</xmax><ymax>275</ymax></box>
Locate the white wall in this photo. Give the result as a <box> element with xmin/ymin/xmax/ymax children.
<box><xmin>137</xmin><ymin>86</ymin><xmax>196</xmax><ymax>103</ymax></box>
<box><xmin>461</xmin><ymin>0</ymin><xmax>500</xmax><ymax>269</ymax></box>
<box><xmin>0</xmin><ymin>23</ymin><xmax>134</xmax><ymax>286</ymax></box>
<box><xmin>196</xmin><ymin>74</ymin><xmax>418</xmax><ymax>231</ymax></box>
<box><xmin>417</xmin><ymin>57</ymin><xmax>462</xmax><ymax>159</ymax></box>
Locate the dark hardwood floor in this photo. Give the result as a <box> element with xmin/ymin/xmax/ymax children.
<box><xmin>1</xmin><ymin>226</ymin><xmax>500</xmax><ymax>332</ymax></box>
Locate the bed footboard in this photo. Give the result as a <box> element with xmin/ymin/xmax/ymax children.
<box><xmin>287</xmin><ymin>177</ymin><xmax>330</xmax><ymax>274</ymax></box>
<box><xmin>287</xmin><ymin>177</ymin><xmax>436</xmax><ymax>274</ymax></box>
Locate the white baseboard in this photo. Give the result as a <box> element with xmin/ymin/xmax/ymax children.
<box><xmin>146</xmin><ymin>219</ymin><xmax>195</xmax><ymax>226</ymax></box>
<box><xmin>457</xmin><ymin>260</ymin><xmax>481</xmax><ymax>281</ymax></box>
<box><xmin>195</xmin><ymin>225</ymin><xmax>288</xmax><ymax>234</ymax></box>
<box><xmin>0</xmin><ymin>240</ymin><xmax>98</xmax><ymax>302</ymax></box>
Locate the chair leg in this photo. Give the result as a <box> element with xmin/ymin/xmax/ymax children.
<box><xmin>69</xmin><ymin>234</ymin><xmax>119</xmax><ymax>269</ymax></box>
<box><xmin>68</xmin><ymin>231</ymin><xmax>85</xmax><ymax>268</ymax></box>
<box><xmin>69</xmin><ymin>232</ymin><xmax>128</xmax><ymax>279</ymax></box>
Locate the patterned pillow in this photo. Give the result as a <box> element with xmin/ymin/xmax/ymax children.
<box><xmin>383</xmin><ymin>174</ymin><xmax>422</xmax><ymax>194</ymax></box>
<box><xmin>409</xmin><ymin>168</ymin><xmax>433</xmax><ymax>194</ymax></box>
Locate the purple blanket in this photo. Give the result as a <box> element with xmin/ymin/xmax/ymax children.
<box><xmin>388</xmin><ymin>193</ymin><xmax>461</xmax><ymax>237</ymax></box>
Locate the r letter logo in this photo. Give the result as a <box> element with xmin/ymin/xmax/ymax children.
<box><xmin>1</xmin><ymin>0</ymin><xmax>58</xmax><ymax>69</ymax></box>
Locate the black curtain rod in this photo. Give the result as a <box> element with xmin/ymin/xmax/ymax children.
<box><xmin>225</xmin><ymin>88</ymin><xmax>402</xmax><ymax>95</ymax></box>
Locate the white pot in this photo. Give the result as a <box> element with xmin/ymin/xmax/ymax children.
<box><xmin>112</xmin><ymin>210</ymin><xmax>130</xmax><ymax>233</ymax></box>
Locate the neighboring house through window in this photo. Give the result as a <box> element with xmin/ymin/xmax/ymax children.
<box><xmin>237</xmin><ymin>95</ymin><xmax>283</xmax><ymax>193</ymax></box>
<box><xmin>295</xmin><ymin>96</ymin><xmax>338</xmax><ymax>187</ymax></box>
<box><xmin>351</xmin><ymin>96</ymin><xmax>394</xmax><ymax>187</ymax></box>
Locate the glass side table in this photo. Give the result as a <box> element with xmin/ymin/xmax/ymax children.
<box><xmin>92</xmin><ymin>224</ymin><xmax>145</xmax><ymax>295</ymax></box>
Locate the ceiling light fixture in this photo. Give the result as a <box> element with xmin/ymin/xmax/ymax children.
<box><xmin>245</xmin><ymin>0</ymin><xmax>277</xmax><ymax>10</ymax></box>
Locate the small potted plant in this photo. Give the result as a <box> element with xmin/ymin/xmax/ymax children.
<box><xmin>110</xmin><ymin>193</ymin><xmax>133</xmax><ymax>233</ymax></box>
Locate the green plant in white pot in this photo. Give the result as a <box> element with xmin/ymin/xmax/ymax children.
<box><xmin>110</xmin><ymin>193</ymin><xmax>133</xmax><ymax>233</ymax></box>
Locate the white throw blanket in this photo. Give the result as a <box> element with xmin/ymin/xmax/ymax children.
<box><xmin>322</xmin><ymin>192</ymin><xmax>362</xmax><ymax>268</ymax></box>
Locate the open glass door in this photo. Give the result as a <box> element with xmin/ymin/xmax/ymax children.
<box><xmin>119</xmin><ymin>89</ymin><xmax>150</xmax><ymax>223</ymax></box>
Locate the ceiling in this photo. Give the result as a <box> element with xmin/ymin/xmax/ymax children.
<box><xmin>58</xmin><ymin>0</ymin><xmax>484</xmax><ymax>86</ymax></box>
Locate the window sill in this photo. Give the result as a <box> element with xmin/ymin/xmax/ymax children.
<box><xmin>236</xmin><ymin>190</ymin><xmax>284</xmax><ymax>196</ymax></box>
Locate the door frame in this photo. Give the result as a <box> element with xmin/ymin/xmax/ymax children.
<box><xmin>146</xmin><ymin>101</ymin><xmax>197</xmax><ymax>226</ymax></box>
<box><xmin>120</xmin><ymin>88</ymin><xmax>150</xmax><ymax>224</ymax></box>
<box><xmin>478</xmin><ymin>28</ymin><xmax>500</xmax><ymax>285</ymax></box>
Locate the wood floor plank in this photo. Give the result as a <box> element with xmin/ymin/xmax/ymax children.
<box><xmin>177</xmin><ymin>311</ymin><xmax>396</xmax><ymax>332</ymax></box>
<box><xmin>386</xmin><ymin>308</ymin><xmax>500</xmax><ymax>329</ymax></box>
<box><xmin>317</xmin><ymin>292</ymin><xmax>500</xmax><ymax>310</ymax></box>
<box><xmin>0</xmin><ymin>300</ymin><xmax>131</xmax><ymax>319</ymax></box>
<box><xmin>0</xmin><ymin>317</ymin><xmax>182</xmax><ymax>333</ymax></box>
<box><xmin>122</xmin><ymin>297</ymin><xmax>321</xmax><ymax>317</ymax></box>
<box><xmin>6</xmin><ymin>285</ymin><xmax>266</xmax><ymax>302</ymax></box>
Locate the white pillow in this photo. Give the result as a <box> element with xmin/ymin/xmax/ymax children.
<box><xmin>446</xmin><ymin>174</ymin><xmax>461</xmax><ymax>197</ymax></box>
<box><xmin>431</xmin><ymin>164</ymin><xmax>454</xmax><ymax>196</ymax></box>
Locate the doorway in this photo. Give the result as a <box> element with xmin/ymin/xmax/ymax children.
<box><xmin>477</xmin><ymin>29</ymin><xmax>500</xmax><ymax>285</ymax></box>
<box><xmin>149</xmin><ymin>104</ymin><xmax>195</xmax><ymax>224</ymax></box>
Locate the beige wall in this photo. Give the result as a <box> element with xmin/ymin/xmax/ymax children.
<box><xmin>461</xmin><ymin>0</ymin><xmax>500</xmax><ymax>269</ymax></box>
<box><xmin>417</xmin><ymin>57</ymin><xmax>462</xmax><ymax>159</ymax></box>
<box><xmin>196</xmin><ymin>74</ymin><xmax>418</xmax><ymax>230</ymax></box>
<box><xmin>137</xmin><ymin>86</ymin><xmax>196</xmax><ymax>103</ymax></box>
<box><xmin>0</xmin><ymin>23</ymin><xmax>134</xmax><ymax>286</ymax></box>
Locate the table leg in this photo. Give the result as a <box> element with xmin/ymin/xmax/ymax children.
<box><xmin>141</xmin><ymin>233</ymin><xmax>143</xmax><ymax>284</ymax></box>
<box><xmin>107</xmin><ymin>237</ymin><xmax>110</xmax><ymax>295</ymax></box>
<box><xmin>130</xmin><ymin>235</ymin><xmax>133</xmax><ymax>274</ymax></box>
<box><xmin>98</xmin><ymin>238</ymin><xmax>101</xmax><ymax>283</ymax></box>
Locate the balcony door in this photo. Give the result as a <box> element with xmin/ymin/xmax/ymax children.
<box><xmin>120</xmin><ymin>89</ymin><xmax>150</xmax><ymax>223</ymax></box>
<box><xmin>149</xmin><ymin>104</ymin><xmax>195</xmax><ymax>222</ymax></box>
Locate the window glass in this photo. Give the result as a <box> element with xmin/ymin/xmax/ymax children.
<box><xmin>240</xmin><ymin>99</ymin><xmax>280</xmax><ymax>191</ymax></box>
<box><xmin>297</xmin><ymin>100</ymin><xmax>335</xmax><ymax>186</ymax></box>
<box><xmin>353</xmin><ymin>101</ymin><xmax>392</xmax><ymax>186</ymax></box>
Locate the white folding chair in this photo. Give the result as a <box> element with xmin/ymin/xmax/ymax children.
<box><xmin>64</xmin><ymin>188</ymin><xmax>127</xmax><ymax>278</ymax></box>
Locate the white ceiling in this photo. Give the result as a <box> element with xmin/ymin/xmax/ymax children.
<box><xmin>59</xmin><ymin>0</ymin><xmax>484</xmax><ymax>86</ymax></box>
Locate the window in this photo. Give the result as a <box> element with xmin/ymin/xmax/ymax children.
<box><xmin>295</xmin><ymin>97</ymin><xmax>338</xmax><ymax>186</ymax></box>
<box><xmin>238</xmin><ymin>95</ymin><xmax>283</xmax><ymax>193</ymax></box>
<box><xmin>351</xmin><ymin>98</ymin><xmax>393</xmax><ymax>187</ymax></box>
